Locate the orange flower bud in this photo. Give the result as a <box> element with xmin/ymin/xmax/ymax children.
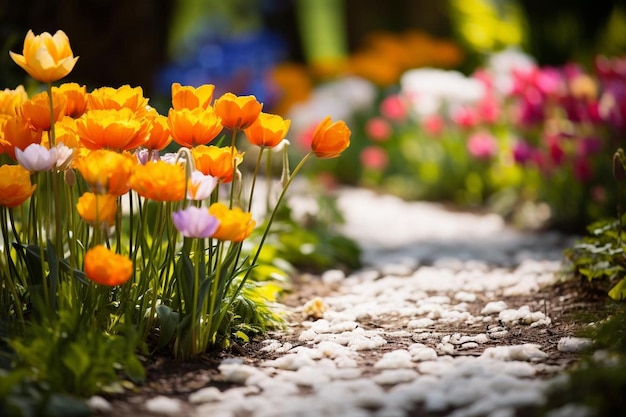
<box><xmin>209</xmin><ymin>202</ymin><xmax>255</xmax><ymax>242</ymax></box>
<box><xmin>167</xmin><ymin>107</ymin><xmax>223</xmax><ymax>148</ymax></box>
<box><xmin>74</xmin><ymin>149</ymin><xmax>136</xmax><ymax>195</ymax></box>
<box><xmin>84</xmin><ymin>245</ymin><xmax>133</xmax><ymax>286</ymax></box>
<box><xmin>19</xmin><ymin>90</ymin><xmax>66</xmax><ymax>131</ymax></box>
<box><xmin>310</xmin><ymin>116</ymin><xmax>351</xmax><ymax>159</ymax></box>
<box><xmin>214</xmin><ymin>93</ymin><xmax>262</xmax><ymax>130</ymax></box>
<box><xmin>53</xmin><ymin>83</ymin><xmax>87</xmax><ymax>118</ymax></box>
<box><xmin>0</xmin><ymin>164</ymin><xmax>36</xmax><ymax>207</ymax></box>
<box><xmin>191</xmin><ymin>145</ymin><xmax>243</xmax><ymax>183</ymax></box>
<box><xmin>9</xmin><ymin>30</ymin><xmax>79</xmax><ymax>83</ymax></box>
<box><xmin>76</xmin><ymin>108</ymin><xmax>149</xmax><ymax>151</ymax></box>
<box><xmin>171</xmin><ymin>83</ymin><xmax>215</xmax><ymax>110</ymax></box>
<box><xmin>130</xmin><ymin>160</ymin><xmax>186</xmax><ymax>202</ymax></box>
<box><xmin>76</xmin><ymin>192</ymin><xmax>117</xmax><ymax>226</ymax></box>
<box><xmin>243</xmin><ymin>112</ymin><xmax>291</xmax><ymax>148</ymax></box>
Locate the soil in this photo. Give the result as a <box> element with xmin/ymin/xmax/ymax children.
<box><xmin>97</xmin><ymin>272</ymin><xmax>611</xmax><ymax>417</ymax></box>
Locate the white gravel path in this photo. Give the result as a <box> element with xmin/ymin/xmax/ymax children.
<box><xmin>101</xmin><ymin>188</ymin><xmax>596</xmax><ymax>417</ymax></box>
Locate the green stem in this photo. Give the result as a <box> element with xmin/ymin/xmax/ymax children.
<box><xmin>1</xmin><ymin>207</ymin><xmax>24</xmax><ymax>323</ymax></box>
<box><xmin>219</xmin><ymin>152</ymin><xmax>314</xmax><ymax>326</ymax></box>
<box><xmin>229</xmin><ymin>129</ymin><xmax>238</xmax><ymax>209</ymax></box>
<box><xmin>247</xmin><ymin>148</ymin><xmax>265</xmax><ymax>213</ymax></box>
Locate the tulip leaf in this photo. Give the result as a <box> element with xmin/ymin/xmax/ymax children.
<box><xmin>155</xmin><ymin>304</ymin><xmax>179</xmax><ymax>349</ymax></box>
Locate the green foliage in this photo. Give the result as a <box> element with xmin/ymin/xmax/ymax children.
<box><xmin>564</xmin><ymin>216</ymin><xmax>626</xmax><ymax>300</ymax></box>
<box><xmin>7</xmin><ymin>310</ymin><xmax>144</xmax><ymax>397</ymax></box>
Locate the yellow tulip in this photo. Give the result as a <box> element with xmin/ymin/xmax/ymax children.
<box><xmin>76</xmin><ymin>192</ymin><xmax>117</xmax><ymax>226</ymax></box>
<box><xmin>130</xmin><ymin>160</ymin><xmax>186</xmax><ymax>202</ymax></box>
<box><xmin>53</xmin><ymin>83</ymin><xmax>87</xmax><ymax>118</ymax></box>
<box><xmin>208</xmin><ymin>202</ymin><xmax>255</xmax><ymax>242</ymax></box>
<box><xmin>9</xmin><ymin>30</ymin><xmax>79</xmax><ymax>83</ymax></box>
<box><xmin>214</xmin><ymin>93</ymin><xmax>262</xmax><ymax>130</ymax></box>
<box><xmin>19</xmin><ymin>90</ymin><xmax>66</xmax><ymax>131</ymax></box>
<box><xmin>0</xmin><ymin>86</ymin><xmax>28</xmax><ymax>116</ymax></box>
<box><xmin>191</xmin><ymin>145</ymin><xmax>243</xmax><ymax>183</ymax></box>
<box><xmin>76</xmin><ymin>108</ymin><xmax>149</xmax><ymax>151</ymax></box>
<box><xmin>171</xmin><ymin>83</ymin><xmax>215</xmax><ymax>110</ymax></box>
<box><xmin>243</xmin><ymin>112</ymin><xmax>290</xmax><ymax>148</ymax></box>
<box><xmin>167</xmin><ymin>107</ymin><xmax>223</xmax><ymax>148</ymax></box>
<box><xmin>74</xmin><ymin>149</ymin><xmax>136</xmax><ymax>195</ymax></box>
<box><xmin>84</xmin><ymin>245</ymin><xmax>133</xmax><ymax>286</ymax></box>
<box><xmin>0</xmin><ymin>164</ymin><xmax>36</xmax><ymax>207</ymax></box>
<box><xmin>87</xmin><ymin>85</ymin><xmax>149</xmax><ymax>116</ymax></box>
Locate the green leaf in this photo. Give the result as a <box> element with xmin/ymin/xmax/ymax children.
<box><xmin>155</xmin><ymin>305</ymin><xmax>180</xmax><ymax>349</ymax></box>
<box><xmin>61</xmin><ymin>343</ymin><xmax>91</xmax><ymax>386</ymax></box>
<box><xmin>609</xmin><ymin>277</ymin><xmax>626</xmax><ymax>301</ymax></box>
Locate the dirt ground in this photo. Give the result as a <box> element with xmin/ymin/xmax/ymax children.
<box><xmin>98</xmin><ymin>272</ymin><xmax>609</xmax><ymax>417</ymax></box>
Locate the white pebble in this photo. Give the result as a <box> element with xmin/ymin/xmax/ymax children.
<box><xmin>481</xmin><ymin>301</ymin><xmax>508</xmax><ymax>315</ymax></box>
<box><xmin>374</xmin><ymin>350</ymin><xmax>414</xmax><ymax>369</ymax></box>
<box><xmin>407</xmin><ymin>318</ymin><xmax>435</xmax><ymax>329</ymax></box>
<box><xmin>481</xmin><ymin>344</ymin><xmax>548</xmax><ymax>362</ymax></box>
<box><xmin>557</xmin><ymin>337</ymin><xmax>593</xmax><ymax>353</ymax></box>
<box><xmin>454</xmin><ymin>291</ymin><xmax>477</xmax><ymax>302</ymax></box>
<box><xmin>322</xmin><ymin>269</ymin><xmax>345</xmax><ymax>286</ymax></box>
<box><xmin>87</xmin><ymin>396</ymin><xmax>112</xmax><ymax>413</ymax></box>
<box><xmin>373</xmin><ymin>369</ymin><xmax>419</xmax><ymax>385</ymax></box>
<box><xmin>144</xmin><ymin>396</ymin><xmax>183</xmax><ymax>415</ymax></box>
<box><xmin>189</xmin><ymin>387</ymin><xmax>223</xmax><ymax>404</ymax></box>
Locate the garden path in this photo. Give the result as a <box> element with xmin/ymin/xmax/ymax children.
<box><xmin>96</xmin><ymin>187</ymin><xmax>596</xmax><ymax>417</ymax></box>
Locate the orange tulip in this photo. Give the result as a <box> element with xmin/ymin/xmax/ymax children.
<box><xmin>143</xmin><ymin>112</ymin><xmax>172</xmax><ymax>151</ymax></box>
<box><xmin>76</xmin><ymin>192</ymin><xmax>117</xmax><ymax>226</ymax></box>
<box><xmin>191</xmin><ymin>145</ymin><xmax>243</xmax><ymax>183</ymax></box>
<box><xmin>53</xmin><ymin>83</ymin><xmax>87</xmax><ymax>118</ymax></box>
<box><xmin>213</xmin><ymin>93</ymin><xmax>262</xmax><ymax>130</ymax></box>
<box><xmin>0</xmin><ymin>164</ymin><xmax>36</xmax><ymax>207</ymax></box>
<box><xmin>19</xmin><ymin>90</ymin><xmax>67</xmax><ymax>131</ymax></box>
<box><xmin>171</xmin><ymin>83</ymin><xmax>215</xmax><ymax>110</ymax></box>
<box><xmin>47</xmin><ymin>116</ymin><xmax>81</xmax><ymax>149</ymax></box>
<box><xmin>167</xmin><ymin>107</ymin><xmax>223</xmax><ymax>148</ymax></box>
<box><xmin>76</xmin><ymin>108</ymin><xmax>149</xmax><ymax>151</ymax></box>
<box><xmin>2</xmin><ymin>115</ymin><xmax>43</xmax><ymax>160</ymax></box>
<box><xmin>0</xmin><ymin>86</ymin><xmax>28</xmax><ymax>116</ymax></box>
<box><xmin>310</xmin><ymin>116</ymin><xmax>351</xmax><ymax>159</ymax></box>
<box><xmin>130</xmin><ymin>160</ymin><xmax>186</xmax><ymax>202</ymax></box>
<box><xmin>208</xmin><ymin>202</ymin><xmax>255</xmax><ymax>242</ymax></box>
<box><xmin>87</xmin><ymin>85</ymin><xmax>149</xmax><ymax>116</ymax></box>
<box><xmin>84</xmin><ymin>245</ymin><xmax>133</xmax><ymax>286</ymax></box>
<box><xmin>74</xmin><ymin>149</ymin><xmax>136</xmax><ymax>195</ymax></box>
<box><xmin>9</xmin><ymin>30</ymin><xmax>78</xmax><ymax>83</ymax></box>
<box><xmin>244</xmin><ymin>112</ymin><xmax>291</xmax><ymax>148</ymax></box>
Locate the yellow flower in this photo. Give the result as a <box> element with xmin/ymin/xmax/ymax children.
<box><xmin>9</xmin><ymin>30</ymin><xmax>79</xmax><ymax>83</ymax></box>
<box><xmin>0</xmin><ymin>86</ymin><xmax>28</xmax><ymax>116</ymax></box>
<box><xmin>171</xmin><ymin>83</ymin><xmax>215</xmax><ymax>110</ymax></box>
<box><xmin>84</xmin><ymin>245</ymin><xmax>133</xmax><ymax>286</ymax></box>
<box><xmin>310</xmin><ymin>116</ymin><xmax>351</xmax><ymax>159</ymax></box>
<box><xmin>209</xmin><ymin>202</ymin><xmax>255</xmax><ymax>242</ymax></box>
<box><xmin>87</xmin><ymin>85</ymin><xmax>149</xmax><ymax>116</ymax></box>
<box><xmin>76</xmin><ymin>192</ymin><xmax>117</xmax><ymax>226</ymax></box>
<box><xmin>130</xmin><ymin>160</ymin><xmax>186</xmax><ymax>202</ymax></box>
<box><xmin>76</xmin><ymin>108</ymin><xmax>149</xmax><ymax>151</ymax></box>
<box><xmin>213</xmin><ymin>93</ymin><xmax>262</xmax><ymax>130</ymax></box>
<box><xmin>19</xmin><ymin>90</ymin><xmax>67</xmax><ymax>131</ymax></box>
<box><xmin>46</xmin><ymin>116</ymin><xmax>81</xmax><ymax>149</ymax></box>
<box><xmin>167</xmin><ymin>107</ymin><xmax>223</xmax><ymax>148</ymax></box>
<box><xmin>0</xmin><ymin>164</ymin><xmax>36</xmax><ymax>207</ymax></box>
<box><xmin>191</xmin><ymin>145</ymin><xmax>243</xmax><ymax>183</ymax></box>
<box><xmin>53</xmin><ymin>82</ymin><xmax>87</xmax><ymax>118</ymax></box>
<box><xmin>243</xmin><ymin>112</ymin><xmax>290</xmax><ymax>148</ymax></box>
<box><xmin>74</xmin><ymin>149</ymin><xmax>136</xmax><ymax>195</ymax></box>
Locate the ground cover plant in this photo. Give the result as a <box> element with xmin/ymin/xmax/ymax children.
<box><xmin>0</xmin><ymin>29</ymin><xmax>352</xmax><ymax>415</ymax></box>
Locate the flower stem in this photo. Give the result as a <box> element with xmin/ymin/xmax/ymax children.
<box><xmin>247</xmin><ymin>148</ymin><xmax>264</xmax><ymax>213</ymax></box>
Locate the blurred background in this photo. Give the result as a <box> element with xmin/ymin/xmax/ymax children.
<box><xmin>3</xmin><ymin>0</ymin><xmax>626</xmax><ymax>231</ymax></box>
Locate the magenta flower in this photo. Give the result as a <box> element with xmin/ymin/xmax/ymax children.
<box><xmin>467</xmin><ymin>131</ymin><xmax>497</xmax><ymax>159</ymax></box>
<box><xmin>365</xmin><ymin>117</ymin><xmax>392</xmax><ymax>142</ymax></box>
<box><xmin>172</xmin><ymin>206</ymin><xmax>219</xmax><ymax>238</ymax></box>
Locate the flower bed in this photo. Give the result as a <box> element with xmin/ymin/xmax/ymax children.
<box><xmin>0</xmin><ymin>29</ymin><xmax>351</xmax><ymax>410</ymax></box>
